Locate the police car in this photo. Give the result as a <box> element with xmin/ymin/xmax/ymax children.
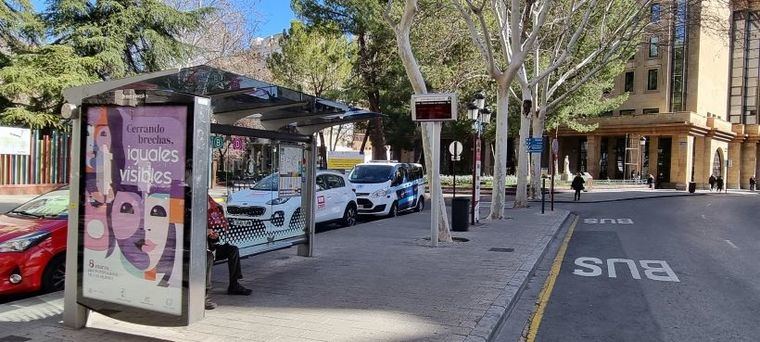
<box><xmin>349</xmin><ymin>161</ymin><xmax>425</xmax><ymax>217</ymax></box>
<box><xmin>225</xmin><ymin>170</ymin><xmax>358</xmax><ymax>230</ymax></box>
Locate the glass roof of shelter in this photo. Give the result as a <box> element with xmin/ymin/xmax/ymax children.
<box><xmin>63</xmin><ymin>65</ymin><xmax>379</xmax><ymax>134</ymax></box>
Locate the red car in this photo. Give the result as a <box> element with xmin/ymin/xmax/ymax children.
<box><xmin>0</xmin><ymin>188</ymin><xmax>68</xmax><ymax>295</ymax></box>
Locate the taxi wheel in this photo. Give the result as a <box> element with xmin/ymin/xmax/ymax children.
<box><xmin>387</xmin><ymin>202</ymin><xmax>398</xmax><ymax>218</ymax></box>
<box><xmin>341</xmin><ymin>204</ymin><xmax>357</xmax><ymax>227</ymax></box>
<box><xmin>42</xmin><ymin>254</ymin><xmax>66</xmax><ymax>292</ymax></box>
<box><xmin>414</xmin><ymin>197</ymin><xmax>425</xmax><ymax>212</ymax></box>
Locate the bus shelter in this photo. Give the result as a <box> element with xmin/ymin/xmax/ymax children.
<box><xmin>59</xmin><ymin>65</ymin><xmax>379</xmax><ymax>328</ymax></box>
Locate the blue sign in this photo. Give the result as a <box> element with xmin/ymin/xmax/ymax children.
<box><xmin>526</xmin><ymin>137</ymin><xmax>544</xmax><ymax>153</ymax></box>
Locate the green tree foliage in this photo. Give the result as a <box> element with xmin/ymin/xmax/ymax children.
<box><xmin>267</xmin><ymin>20</ymin><xmax>354</xmax><ymax>97</ymax></box>
<box><xmin>0</xmin><ymin>0</ymin><xmax>210</xmax><ymax>129</ymax></box>
<box><xmin>0</xmin><ymin>0</ymin><xmax>43</xmax><ymax>56</ymax></box>
<box><xmin>45</xmin><ymin>0</ymin><xmax>211</xmax><ymax>79</ymax></box>
<box><xmin>0</xmin><ymin>45</ymin><xmax>95</xmax><ymax>128</ymax></box>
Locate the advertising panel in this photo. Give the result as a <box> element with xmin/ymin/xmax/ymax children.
<box><xmin>81</xmin><ymin>105</ymin><xmax>187</xmax><ymax>316</ymax></box>
<box><xmin>327</xmin><ymin>151</ymin><xmax>363</xmax><ymax>170</ymax></box>
<box><xmin>0</xmin><ymin>126</ymin><xmax>31</xmax><ymax>155</ymax></box>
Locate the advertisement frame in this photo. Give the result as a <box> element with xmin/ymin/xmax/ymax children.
<box><xmin>75</xmin><ymin>90</ymin><xmax>207</xmax><ymax>326</ymax></box>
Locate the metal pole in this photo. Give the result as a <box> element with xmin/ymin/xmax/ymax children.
<box><xmin>471</xmin><ymin>131</ymin><xmax>476</xmax><ymax>225</ymax></box>
<box><xmin>551</xmin><ymin>151</ymin><xmax>555</xmax><ymax>211</ymax></box>
<box><xmin>541</xmin><ymin>177</ymin><xmax>546</xmax><ymax>214</ymax></box>
<box><xmin>453</xmin><ymin>144</ymin><xmax>457</xmax><ymax>198</ymax></box>
<box><xmin>64</xmin><ymin>112</ymin><xmax>88</xmax><ymax>329</ymax></box>
<box><xmin>430</xmin><ymin>122</ymin><xmax>441</xmax><ymax>247</ymax></box>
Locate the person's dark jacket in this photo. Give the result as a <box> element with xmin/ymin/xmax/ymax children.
<box><xmin>571</xmin><ymin>175</ymin><xmax>585</xmax><ymax>191</ymax></box>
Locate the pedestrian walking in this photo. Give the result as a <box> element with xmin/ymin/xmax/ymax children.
<box><xmin>717</xmin><ymin>176</ymin><xmax>724</xmax><ymax>192</ymax></box>
<box><xmin>750</xmin><ymin>175</ymin><xmax>756</xmax><ymax>191</ymax></box>
<box><xmin>647</xmin><ymin>174</ymin><xmax>655</xmax><ymax>189</ymax></box>
<box><xmin>708</xmin><ymin>174</ymin><xmax>716</xmax><ymax>191</ymax></box>
<box><xmin>571</xmin><ymin>172</ymin><xmax>585</xmax><ymax>201</ymax></box>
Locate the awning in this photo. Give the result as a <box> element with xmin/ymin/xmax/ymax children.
<box><xmin>62</xmin><ymin>65</ymin><xmax>380</xmax><ymax>132</ymax></box>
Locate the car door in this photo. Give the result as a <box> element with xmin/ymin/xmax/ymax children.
<box><xmin>323</xmin><ymin>174</ymin><xmax>348</xmax><ymax>220</ymax></box>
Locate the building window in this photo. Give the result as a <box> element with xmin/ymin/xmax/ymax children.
<box><xmin>643</xmin><ymin>108</ymin><xmax>659</xmax><ymax>114</ymax></box>
<box><xmin>670</xmin><ymin>0</ymin><xmax>688</xmax><ymax>112</ymax></box>
<box><xmin>651</xmin><ymin>3</ymin><xmax>661</xmax><ymax>23</ymax></box>
<box><xmin>649</xmin><ymin>36</ymin><xmax>659</xmax><ymax>58</ymax></box>
<box><xmin>620</xmin><ymin>109</ymin><xmax>635</xmax><ymax>116</ymax></box>
<box><xmin>647</xmin><ymin>69</ymin><xmax>658</xmax><ymax>90</ymax></box>
<box><xmin>625</xmin><ymin>71</ymin><xmax>634</xmax><ymax>92</ymax></box>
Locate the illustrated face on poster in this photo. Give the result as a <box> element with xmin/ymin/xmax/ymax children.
<box><xmin>82</xmin><ymin>105</ymin><xmax>187</xmax><ymax>316</ymax></box>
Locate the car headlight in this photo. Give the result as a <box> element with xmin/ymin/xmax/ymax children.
<box><xmin>0</xmin><ymin>231</ymin><xmax>51</xmax><ymax>253</ymax></box>
<box><xmin>266</xmin><ymin>197</ymin><xmax>290</xmax><ymax>205</ymax></box>
<box><xmin>370</xmin><ymin>189</ymin><xmax>389</xmax><ymax>198</ymax></box>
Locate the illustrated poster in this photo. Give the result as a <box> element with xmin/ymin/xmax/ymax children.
<box><xmin>81</xmin><ymin>105</ymin><xmax>187</xmax><ymax>316</ymax></box>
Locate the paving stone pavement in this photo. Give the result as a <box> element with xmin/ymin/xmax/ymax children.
<box><xmin>0</xmin><ymin>205</ymin><xmax>569</xmax><ymax>342</ymax></box>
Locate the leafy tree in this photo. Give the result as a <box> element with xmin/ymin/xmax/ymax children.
<box><xmin>0</xmin><ymin>0</ymin><xmax>42</xmax><ymax>55</ymax></box>
<box><xmin>292</xmin><ymin>0</ymin><xmax>394</xmax><ymax>160</ymax></box>
<box><xmin>267</xmin><ymin>20</ymin><xmax>354</xmax><ymax>98</ymax></box>
<box><xmin>267</xmin><ymin>20</ymin><xmax>354</xmax><ymax>165</ymax></box>
<box><xmin>45</xmin><ymin>0</ymin><xmax>212</xmax><ymax>79</ymax></box>
<box><xmin>0</xmin><ymin>45</ymin><xmax>95</xmax><ymax>128</ymax></box>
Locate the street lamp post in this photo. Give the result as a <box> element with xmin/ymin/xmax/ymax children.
<box><xmin>468</xmin><ymin>92</ymin><xmax>489</xmax><ymax>225</ymax></box>
<box><xmin>639</xmin><ymin>136</ymin><xmax>647</xmax><ymax>182</ymax></box>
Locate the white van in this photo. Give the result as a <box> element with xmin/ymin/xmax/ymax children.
<box><xmin>348</xmin><ymin>161</ymin><xmax>426</xmax><ymax>217</ymax></box>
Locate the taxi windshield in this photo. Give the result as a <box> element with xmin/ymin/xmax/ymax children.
<box><xmin>10</xmin><ymin>189</ymin><xmax>69</xmax><ymax>218</ymax></box>
<box><xmin>349</xmin><ymin>165</ymin><xmax>394</xmax><ymax>183</ymax></box>
<box><xmin>252</xmin><ymin>174</ymin><xmax>278</xmax><ymax>191</ymax></box>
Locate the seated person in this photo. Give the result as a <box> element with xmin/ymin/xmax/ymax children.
<box><xmin>206</xmin><ymin>195</ymin><xmax>252</xmax><ymax>310</ymax></box>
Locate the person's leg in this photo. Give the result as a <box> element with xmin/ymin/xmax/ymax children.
<box><xmin>215</xmin><ymin>244</ymin><xmax>251</xmax><ymax>295</ymax></box>
<box><xmin>205</xmin><ymin>250</ymin><xmax>216</xmax><ymax>309</ymax></box>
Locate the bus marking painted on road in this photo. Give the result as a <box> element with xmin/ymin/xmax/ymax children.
<box><xmin>583</xmin><ymin>218</ymin><xmax>634</xmax><ymax>224</ymax></box>
<box><xmin>725</xmin><ymin>239</ymin><xmax>739</xmax><ymax>249</ymax></box>
<box><xmin>573</xmin><ymin>257</ymin><xmax>679</xmax><ymax>282</ymax></box>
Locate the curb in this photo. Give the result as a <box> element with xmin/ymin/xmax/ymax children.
<box><xmin>529</xmin><ymin>192</ymin><xmax>707</xmax><ymax>204</ymax></box>
<box><xmin>464</xmin><ymin>211</ymin><xmax>574</xmax><ymax>342</ymax></box>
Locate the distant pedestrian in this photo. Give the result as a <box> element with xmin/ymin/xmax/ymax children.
<box><xmin>647</xmin><ymin>174</ymin><xmax>654</xmax><ymax>189</ymax></box>
<box><xmin>571</xmin><ymin>172</ymin><xmax>585</xmax><ymax>201</ymax></box>
<box><xmin>750</xmin><ymin>175</ymin><xmax>756</xmax><ymax>191</ymax></box>
<box><xmin>708</xmin><ymin>174</ymin><xmax>716</xmax><ymax>191</ymax></box>
<box><xmin>717</xmin><ymin>176</ymin><xmax>724</xmax><ymax>192</ymax></box>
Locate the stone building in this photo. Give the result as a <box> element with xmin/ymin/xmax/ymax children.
<box><xmin>556</xmin><ymin>0</ymin><xmax>760</xmax><ymax>190</ymax></box>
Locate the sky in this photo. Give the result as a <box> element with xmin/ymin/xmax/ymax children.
<box><xmin>256</xmin><ymin>1</ymin><xmax>297</xmax><ymax>37</ymax></box>
<box><xmin>29</xmin><ymin>0</ymin><xmax>296</xmax><ymax>38</ymax></box>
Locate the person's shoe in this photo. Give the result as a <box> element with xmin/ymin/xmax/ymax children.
<box><xmin>205</xmin><ymin>299</ymin><xmax>217</xmax><ymax>310</ymax></box>
<box><xmin>227</xmin><ymin>283</ymin><xmax>252</xmax><ymax>295</ymax></box>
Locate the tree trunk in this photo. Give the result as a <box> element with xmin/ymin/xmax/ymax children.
<box><xmin>529</xmin><ymin>107</ymin><xmax>547</xmax><ymax>199</ymax></box>
<box><xmin>488</xmin><ymin>82</ymin><xmax>510</xmax><ymax>219</ymax></box>
<box><xmin>358</xmin><ymin>30</ymin><xmax>387</xmax><ymax>161</ymax></box>
<box><xmin>514</xmin><ymin>86</ymin><xmax>532</xmax><ymax>208</ymax></box>
<box><xmin>388</xmin><ymin>0</ymin><xmax>451</xmax><ymax>242</ymax></box>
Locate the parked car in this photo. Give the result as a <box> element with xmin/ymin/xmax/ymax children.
<box><xmin>349</xmin><ymin>161</ymin><xmax>425</xmax><ymax>217</ymax></box>
<box><xmin>0</xmin><ymin>189</ymin><xmax>68</xmax><ymax>295</ymax></box>
<box><xmin>225</xmin><ymin>170</ymin><xmax>358</xmax><ymax>229</ymax></box>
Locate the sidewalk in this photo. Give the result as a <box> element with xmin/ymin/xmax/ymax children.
<box><xmin>541</xmin><ymin>188</ymin><xmax>758</xmax><ymax>203</ymax></box>
<box><xmin>0</xmin><ymin>205</ymin><xmax>569</xmax><ymax>342</ymax></box>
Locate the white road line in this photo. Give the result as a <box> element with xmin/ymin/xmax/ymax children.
<box><xmin>700</xmin><ymin>214</ymin><xmax>706</xmax><ymax>220</ymax></box>
<box><xmin>706</xmin><ymin>203</ymin><xmax>713</xmax><ymax>207</ymax></box>
<box><xmin>725</xmin><ymin>239</ymin><xmax>739</xmax><ymax>249</ymax></box>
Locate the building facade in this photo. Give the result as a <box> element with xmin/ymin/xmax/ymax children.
<box><xmin>557</xmin><ymin>0</ymin><xmax>760</xmax><ymax>190</ymax></box>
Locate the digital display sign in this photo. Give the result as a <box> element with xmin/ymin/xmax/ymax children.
<box><xmin>411</xmin><ymin>93</ymin><xmax>457</xmax><ymax>122</ymax></box>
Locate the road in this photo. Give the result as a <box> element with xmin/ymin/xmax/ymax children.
<box><xmin>503</xmin><ymin>193</ymin><xmax>760</xmax><ymax>341</ymax></box>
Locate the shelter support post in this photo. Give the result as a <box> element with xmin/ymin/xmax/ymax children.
<box><xmin>64</xmin><ymin>115</ymin><xmax>88</xmax><ymax>329</ymax></box>
<box><xmin>298</xmin><ymin>134</ymin><xmax>317</xmax><ymax>257</ymax></box>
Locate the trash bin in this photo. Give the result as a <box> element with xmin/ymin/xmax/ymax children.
<box><xmin>688</xmin><ymin>182</ymin><xmax>696</xmax><ymax>193</ymax></box>
<box><xmin>451</xmin><ymin>197</ymin><xmax>470</xmax><ymax>231</ymax></box>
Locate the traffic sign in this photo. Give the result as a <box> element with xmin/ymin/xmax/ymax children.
<box><xmin>448</xmin><ymin>141</ymin><xmax>463</xmax><ymax>157</ymax></box>
<box><xmin>526</xmin><ymin>137</ymin><xmax>544</xmax><ymax>153</ymax></box>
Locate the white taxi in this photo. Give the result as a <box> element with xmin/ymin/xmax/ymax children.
<box><xmin>225</xmin><ymin>170</ymin><xmax>358</xmax><ymax>230</ymax></box>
